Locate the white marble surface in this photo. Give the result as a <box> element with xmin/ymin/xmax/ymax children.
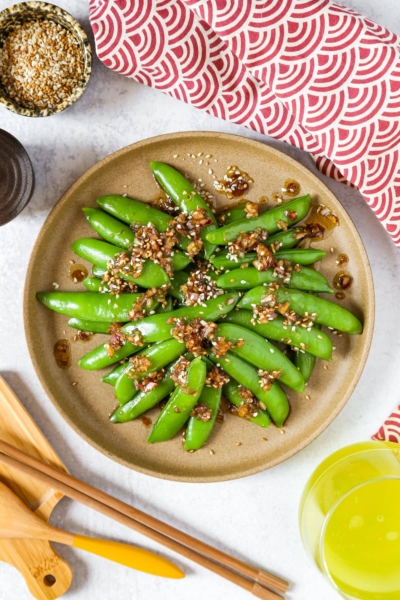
<box><xmin>1</xmin><ymin>1</ymin><xmax>400</xmax><ymax>599</ymax></box>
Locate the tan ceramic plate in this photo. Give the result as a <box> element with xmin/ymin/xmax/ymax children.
<box><xmin>24</xmin><ymin>132</ymin><xmax>374</xmax><ymax>482</ymax></box>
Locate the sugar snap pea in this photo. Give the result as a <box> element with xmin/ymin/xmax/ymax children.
<box><xmin>83</xmin><ymin>277</ymin><xmax>107</xmax><ymax>292</ymax></box>
<box><xmin>92</xmin><ymin>265</ymin><xmax>107</xmax><ymax>278</ymax></box>
<box><xmin>206</xmin><ymin>196</ymin><xmax>311</xmax><ymax>245</ymax></box>
<box><xmin>79</xmin><ymin>293</ymin><xmax>239</xmax><ymax>370</ymax></box>
<box><xmin>210</xmin><ymin>248</ymin><xmax>326</xmax><ymax>270</ymax></box>
<box><xmin>97</xmin><ymin>195</ymin><xmax>172</xmax><ymax>231</ymax></box>
<box><xmin>36</xmin><ymin>291</ymin><xmax>149</xmax><ymax>322</ymax></box>
<box><xmin>72</xmin><ymin>238</ymin><xmax>170</xmax><ymax>288</ymax></box>
<box><xmin>216</xmin><ymin>323</ymin><xmax>305</xmax><ymax>392</ymax></box>
<box><xmin>208</xmin><ymin>351</ymin><xmax>288</xmax><ymax>427</ymax></box>
<box><xmin>72</xmin><ymin>239</ymin><xmax>191</xmax><ymax>288</ymax></box>
<box><xmin>184</xmin><ymin>386</ymin><xmax>222</xmax><ymax>451</ymax></box>
<box><xmin>217</xmin><ymin>266</ymin><xmax>333</xmax><ymax>294</ymax></box>
<box><xmin>217</xmin><ymin>203</ymin><xmax>255</xmax><ymax>225</ymax></box>
<box><xmin>102</xmin><ymin>362</ymin><xmax>128</xmax><ymax>386</ymax></box>
<box><xmin>83</xmin><ymin>207</ymin><xmax>135</xmax><ymax>248</ymax></box>
<box><xmin>114</xmin><ymin>338</ymin><xmax>185</xmax><ymax>405</ymax></box>
<box><xmin>295</xmin><ymin>325</ymin><xmax>320</xmax><ymax>383</ymax></box>
<box><xmin>222</xmin><ymin>379</ymin><xmax>271</xmax><ymax>428</ymax></box>
<box><xmin>150</xmin><ymin>161</ymin><xmax>218</xmax><ymax>259</ymax></box>
<box><xmin>110</xmin><ymin>359</ymin><xmax>180</xmax><ymax>422</ymax></box>
<box><xmin>68</xmin><ymin>318</ymin><xmax>114</xmax><ymax>334</ymax></box>
<box><xmin>223</xmin><ymin>309</ymin><xmax>332</xmax><ymax>360</ymax></box>
<box><xmin>238</xmin><ymin>286</ymin><xmax>362</xmax><ymax>334</ymax></box>
<box><xmin>148</xmin><ymin>357</ymin><xmax>207</xmax><ymax>443</ymax></box>
<box><xmin>266</xmin><ymin>227</ymin><xmax>312</xmax><ymax>250</ymax></box>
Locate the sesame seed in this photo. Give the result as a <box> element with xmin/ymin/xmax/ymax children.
<box><xmin>173</xmin><ymin>154</ymin><xmax>179</xmax><ymax>158</ymax></box>
<box><xmin>280</xmin><ymin>429</ymin><xmax>285</xmax><ymax>435</ymax></box>
<box><xmin>323</xmin><ymin>365</ymin><xmax>328</xmax><ymax>370</ymax></box>
<box><xmin>209</xmin><ymin>449</ymin><xmax>215</xmax><ymax>455</ymax></box>
<box><xmin>305</xmin><ymin>395</ymin><xmax>310</xmax><ymax>400</ymax></box>
<box><xmin>236</xmin><ymin>442</ymin><xmax>241</xmax><ymax>447</ymax></box>
<box><xmin>52</xmin><ymin>282</ymin><xmax>59</xmax><ymax>289</ymax></box>
<box><xmin>262</xmin><ymin>437</ymin><xmax>267</xmax><ymax>442</ymax></box>
<box><xmin>72</xmin><ymin>381</ymin><xmax>78</xmax><ymax>386</ymax></box>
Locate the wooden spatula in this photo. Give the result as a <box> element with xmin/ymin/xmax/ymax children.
<box><xmin>0</xmin><ymin>480</ymin><xmax>184</xmax><ymax>580</ymax></box>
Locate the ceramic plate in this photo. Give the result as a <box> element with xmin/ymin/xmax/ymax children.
<box><xmin>24</xmin><ymin>132</ymin><xmax>374</xmax><ymax>482</ymax></box>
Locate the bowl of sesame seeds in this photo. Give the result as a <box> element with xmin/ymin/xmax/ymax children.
<box><xmin>0</xmin><ymin>2</ymin><xmax>92</xmax><ymax>117</ymax></box>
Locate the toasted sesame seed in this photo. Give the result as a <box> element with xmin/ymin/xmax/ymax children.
<box><xmin>72</xmin><ymin>381</ymin><xmax>78</xmax><ymax>386</ymax></box>
<box><xmin>305</xmin><ymin>395</ymin><xmax>310</xmax><ymax>400</ymax></box>
<box><xmin>209</xmin><ymin>449</ymin><xmax>215</xmax><ymax>455</ymax></box>
<box><xmin>262</xmin><ymin>437</ymin><xmax>267</xmax><ymax>442</ymax></box>
<box><xmin>173</xmin><ymin>154</ymin><xmax>179</xmax><ymax>158</ymax></box>
<box><xmin>323</xmin><ymin>365</ymin><xmax>328</xmax><ymax>370</ymax></box>
<box><xmin>280</xmin><ymin>429</ymin><xmax>285</xmax><ymax>435</ymax></box>
<box><xmin>52</xmin><ymin>282</ymin><xmax>59</xmax><ymax>289</ymax></box>
<box><xmin>236</xmin><ymin>442</ymin><xmax>241</xmax><ymax>447</ymax></box>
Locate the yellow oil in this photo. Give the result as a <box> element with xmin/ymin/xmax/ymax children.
<box><xmin>323</xmin><ymin>478</ymin><xmax>400</xmax><ymax>599</ymax></box>
<box><xmin>300</xmin><ymin>441</ymin><xmax>400</xmax><ymax>599</ymax></box>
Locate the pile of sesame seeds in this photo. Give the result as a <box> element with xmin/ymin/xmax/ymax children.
<box><xmin>0</xmin><ymin>19</ymin><xmax>84</xmax><ymax>110</ymax></box>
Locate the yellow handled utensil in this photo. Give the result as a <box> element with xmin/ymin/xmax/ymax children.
<box><xmin>0</xmin><ymin>480</ymin><xmax>184</xmax><ymax>579</ymax></box>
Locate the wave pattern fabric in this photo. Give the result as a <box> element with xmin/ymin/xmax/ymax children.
<box><xmin>372</xmin><ymin>407</ymin><xmax>400</xmax><ymax>444</ymax></box>
<box><xmin>89</xmin><ymin>0</ymin><xmax>400</xmax><ymax>247</ymax></box>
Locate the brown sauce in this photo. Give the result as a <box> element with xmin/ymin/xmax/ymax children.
<box><xmin>271</xmin><ymin>191</ymin><xmax>284</xmax><ymax>203</ymax></box>
<box><xmin>69</xmin><ymin>263</ymin><xmax>88</xmax><ymax>283</ymax></box>
<box><xmin>141</xmin><ymin>416</ymin><xmax>152</xmax><ymax>428</ymax></box>
<box><xmin>335</xmin><ymin>291</ymin><xmax>346</xmax><ymax>300</ymax></box>
<box><xmin>333</xmin><ymin>271</ymin><xmax>353</xmax><ymax>290</ymax></box>
<box><xmin>214</xmin><ymin>165</ymin><xmax>253</xmax><ymax>198</ymax></box>
<box><xmin>282</xmin><ymin>178</ymin><xmax>301</xmax><ymax>197</ymax></box>
<box><xmin>53</xmin><ymin>339</ymin><xmax>71</xmax><ymax>369</ymax></box>
<box><xmin>304</xmin><ymin>205</ymin><xmax>339</xmax><ymax>240</ymax></box>
<box><xmin>149</xmin><ymin>187</ymin><xmax>178</xmax><ymax>215</ymax></box>
<box><xmin>73</xmin><ymin>331</ymin><xmax>93</xmax><ymax>342</ymax></box>
<box><xmin>336</xmin><ymin>253</ymin><xmax>349</xmax><ymax>266</ymax></box>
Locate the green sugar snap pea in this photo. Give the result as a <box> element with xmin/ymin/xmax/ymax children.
<box><xmin>83</xmin><ymin>207</ymin><xmax>135</xmax><ymax>248</ymax></box>
<box><xmin>110</xmin><ymin>359</ymin><xmax>180</xmax><ymax>422</ymax></box>
<box><xmin>295</xmin><ymin>325</ymin><xmax>321</xmax><ymax>383</ymax></box>
<box><xmin>206</xmin><ymin>196</ymin><xmax>311</xmax><ymax>245</ymax></box>
<box><xmin>208</xmin><ymin>351</ymin><xmax>289</xmax><ymax>427</ymax></box>
<box><xmin>184</xmin><ymin>386</ymin><xmax>222</xmax><ymax>451</ymax></box>
<box><xmin>72</xmin><ymin>238</ymin><xmax>190</xmax><ymax>289</ymax></box>
<box><xmin>216</xmin><ymin>323</ymin><xmax>305</xmax><ymax>392</ymax></box>
<box><xmin>223</xmin><ymin>309</ymin><xmax>332</xmax><ymax>361</ymax></box>
<box><xmin>79</xmin><ymin>293</ymin><xmax>239</xmax><ymax>370</ymax></box>
<box><xmin>83</xmin><ymin>277</ymin><xmax>107</xmax><ymax>292</ymax></box>
<box><xmin>266</xmin><ymin>227</ymin><xmax>312</xmax><ymax>250</ymax></box>
<box><xmin>148</xmin><ymin>357</ymin><xmax>207</xmax><ymax>443</ymax></box>
<box><xmin>114</xmin><ymin>338</ymin><xmax>185</xmax><ymax>405</ymax></box>
<box><xmin>97</xmin><ymin>195</ymin><xmax>172</xmax><ymax>232</ymax></box>
<box><xmin>238</xmin><ymin>286</ymin><xmax>362</xmax><ymax>334</ymax></box>
<box><xmin>217</xmin><ymin>266</ymin><xmax>333</xmax><ymax>294</ymax></box>
<box><xmin>36</xmin><ymin>291</ymin><xmax>147</xmax><ymax>322</ymax></box>
<box><xmin>68</xmin><ymin>318</ymin><xmax>114</xmax><ymax>334</ymax></box>
<box><xmin>102</xmin><ymin>362</ymin><xmax>128</xmax><ymax>386</ymax></box>
<box><xmin>222</xmin><ymin>379</ymin><xmax>271</xmax><ymax>428</ymax></box>
<box><xmin>150</xmin><ymin>161</ymin><xmax>218</xmax><ymax>259</ymax></box>
<box><xmin>210</xmin><ymin>248</ymin><xmax>326</xmax><ymax>270</ymax></box>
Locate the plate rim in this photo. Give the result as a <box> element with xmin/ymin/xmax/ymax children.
<box><xmin>23</xmin><ymin>131</ymin><xmax>375</xmax><ymax>482</ymax></box>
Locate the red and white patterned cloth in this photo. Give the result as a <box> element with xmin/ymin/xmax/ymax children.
<box><xmin>89</xmin><ymin>0</ymin><xmax>400</xmax><ymax>442</ymax></box>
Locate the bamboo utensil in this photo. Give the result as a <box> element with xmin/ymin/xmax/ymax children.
<box><xmin>0</xmin><ymin>438</ymin><xmax>288</xmax><ymax>599</ymax></box>
<box><xmin>0</xmin><ymin>480</ymin><xmax>183</xmax><ymax>579</ymax></box>
<box><xmin>0</xmin><ymin>376</ymin><xmax>72</xmax><ymax>600</ymax></box>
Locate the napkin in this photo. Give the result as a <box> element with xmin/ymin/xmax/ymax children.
<box><xmin>89</xmin><ymin>0</ymin><xmax>400</xmax><ymax>441</ymax></box>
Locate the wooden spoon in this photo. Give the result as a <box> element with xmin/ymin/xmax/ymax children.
<box><xmin>0</xmin><ymin>481</ymin><xmax>184</xmax><ymax>579</ymax></box>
